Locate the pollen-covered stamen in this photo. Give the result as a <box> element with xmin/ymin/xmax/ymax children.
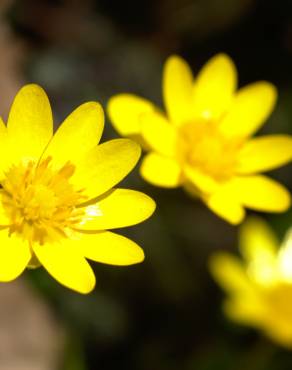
<box><xmin>178</xmin><ymin>120</ymin><xmax>244</xmax><ymax>181</ymax></box>
<box><xmin>0</xmin><ymin>157</ymin><xmax>87</xmax><ymax>244</ymax></box>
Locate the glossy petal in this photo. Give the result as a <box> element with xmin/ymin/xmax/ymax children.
<box><xmin>220</xmin><ymin>82</ymin><xmax>277</xmax><ymax>138</ymax></box>
<box><xmin>140</xmin><ymin>111</ymin><xmax>177</xmax><ymax>156</ymax></box>
<box><xmin>237</xmin><ymin>135</ymin><xmax>292</xmax><ymax>174</ymax></box>
<box><xmin>163</xmin><ymin>55</ymin><xmax>194</xmax><ymax>125</ymax></box>
<box><xmin>278</xmin><ymin>229</ymin><xmax>292</xmax><ymax>281</ymax></box>
<box><xmin>239</xmin><ymin>217</ymin><xmax>278</xmax><ymax>261</ymax></box>
<box><xmin>0</xmin><ymin>231</ymin><xmax>31</xmax><ymax>281</ymax></box>
<box><xmin>192</xmin><ymin>53</ymin><xmax>237</xmax><ymax>121</ymax></box>
<box><xmin>72</xmin><ymin>139</ymin><xmax>141</xmax><ymax>201</ymax></box>
<box><xmin>223</xmin><ymin>295</ymin><xmax>265</xmax><ymax>325</ymax></box>
<box><xmin>77</xmin><ymin>188</ymin><xmax>156</xmax><ymax>230</ymax></box>
<box><xmin>33</xmin><ymin>241</ymin><xmax>96</xmax><ymax>294</ymax></box>
<box><xmin>0</xmin><ymin>116</ymin><xmax>6</xmax><ymax>135</ymax></box>
<box><xmin>204</xmin><ymin>188</ymin><xmax>245</xmax><ymax>225</ymax></box>
<box><xmin>0</xmin><ymin>192</ymin><xmax>11</xmax><ymax>225</ymax></box>
<box><xmin>231</xmin><ymin>175</ymin><xmax>291</xmax><ymax>212</ymax></box>
<box><xmin>184</xmin><ymin>165</ymin><xmax>219</xmax><ymax>194</ymax></box>
<box><xmin>0</xmin><ymin>118</ymin><xmax>10</xmax><ymax>178</ymax></box>
<box><xmin>209</xmin><ymin>252</ymin><xmax>250</xmax><ymax>293</ymax></box>
<box><xmin>239</xmin><ymin>217</ymin><xmax>278</xmax><ymax>284</ymax></box>
<box><xmin>140</xmin><ymin>152</ymin><xmax>182</xmax><ymax>188</ymax></box>
<box><xmin>107</xmin><ymin>94</ymin><xmax>155</xmax><ymax>138</ymax></box>
<box><xmin>7</xmin><ymin>84</ymin><xmax>53</xmax><ymax>161</ymax></box>
<box><xmin>44</xmin><ymin>102</ymin><xmax>104</xmax><ymax>167</ymax></box>
<box><xmin>72</xmin><ymin>230</ymin><xmax>144</xmax><ymax>266</ymax></box>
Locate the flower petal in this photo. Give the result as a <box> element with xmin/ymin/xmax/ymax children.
<box><xmin>192</xmin><ymin>53</ymin><xmax>237</xmax><ymax>121</ymax></box>
<box><xmin>72</xmin><ymin>139</ymin><xmax>141</xmax><ymax>201</ymax></box>
<box><xmin>107</xmin><ymin>94</ymin><xmax>155</xmax><ymax>138</ymax></box>
<box><xmin>231</xmin><ymin>175</ymin><xmax>291</xmax><ymax>212</ymax></box>
<box><xmin>140</xmin><ymin>111</ymin><xmax>177</xmax><ymax>156</ymax></box>
<box><xmin>0</xmin><ymin>231</ymin><xmax>31</xmax><ymax>281</ymax></box>
<box><xmin>7</xmin><ymin>84</ymin><xmax>53</xmax><ymax>161</ymax></box>
<box><xmin>204</xmin><ymin>188</ymin><xmax>245</xmax><ymax>225</ymax></box>
<box><xmin>44</xmin><ymin>102</ymin><xmax>104</xmax><ymax>167</ymax></box>
<box><xmin>0</xmin><ymin>118</ymin><xmax>11</xmax><ymax>178</ymax></box>
<box><xmin>140</xmin><ymin>152</ymin><xmax>182</xmax><ymax>188</ymax></box>
<box><xmin>239</xmin><ymin>217</ymin><xmax>278</xmax><ymax>284</ymax></box>
<box><xmin>237</xmin><ymin>135</ymin><xmax>292</xmax><ymax>174</ymax></box>
<box><xmin>184</xmin><ymin>165</ymin><xmax>219</xmax><ymax>194</ymax></box>
<box><xmin>220</xmin><ymin>82</ymin><xmax>277</xmax><ymax>138</ymax></box>
<box><xmin>209</xmin><ymin>252</ymin><xmax>250</xmax><ymax>293</ymax></box>
<box><xmin>77</xmin><ymin>188</ymin><xmax>156</xmax><ymax>230</ymax></box>
<box><xmin>33</xmin><ymin>241</ymin><xmax>96</xmax><ymax>294</ymax></box>
<box><xmin>0</xmin><ymin>192</ymin><xmax>11</xmax><ymax>225</ymax></box>
<box><xmin>163</xmin><ymin>55</ymin><xmax>194</xmax><ymax>125</ymax></box>
<box><xmin>72</xmin><ymin>231</ymin><xmax>144</xmax><ymax>266</ymax></box>
<box><xmin>239</xmin><ymin>216</ymin><xmax>278</xmax><ymax>261</ymax></box>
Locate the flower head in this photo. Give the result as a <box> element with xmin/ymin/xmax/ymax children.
<box><xmin>0</xmin><ymin>84</ymin><xmax>155</xmax><ymax>293</ymax></box>
<box><xmin>210</xmin><ymin>217</ymin><xmax>292</xmax><ymax>348</ymax></box>
<box><xmin>108</xmin><ymin>54</ymin><xmax>292</xmax><ymax>224</ymax></box>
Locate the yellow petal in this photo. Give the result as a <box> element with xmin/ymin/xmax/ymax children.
<box><xmin>76</xmin><ymin>188</ymin><xmax>156</xmax><ymax>230</ymax></box>
<box><xmin>277</xmin><ymin>229</ymin><xmax>292</xmax><ymax>281</ymax></box>
<box><xmin>223</xmin><ymin>296</ymin><xmax>265</xmax><ymax>325</ymax></box>
<box><xmin>7</xmin><ymin>84</ymin><xmax>53</xmax><ymax>161</ymax></box>
<box><xmin>140</xmin><ymin>152</ymin><xmax>182</xmax><ymax>188</ymax></box>
<box><xmin>239</xmin><ymin>217</ymin><xmax>278</xmax><ymax>284</ymax></box>
<box><xmin>192</xmin><ymin>53</ymin><xmax>237</xmax><ymax>121</ymax></box>
<box><xmin>0</xmin><ymin>231</ymin><xmax>31</xmax><ymax>281</ymax></box>
<box><xmin>0</xmin><ymin>192</ymin><xmax>11</xmax><ymax>225</ymax></box>
<box><xmin>231</xmin><ymin>175</ymin><xmax>291</xmax><ymax>212</ymax></box>
<box><xmin>184</xmin><ymin>165</ymin><xmax>219</xmax><ymax>194</ymax></box>
<box><xmin>220</xmin><ymin>82</ymin><xmax>277</xmax><ymax>138</ymax></box>
<box><xmin>140</xmin><ymin>111</ymin><xmax>177</xmax><ymax>156</ymax></box>
<box><xmin>209</xmin><ymin>252</ymin><xmax>250</xmax><ymax>293</ymax></box>
<box><xmin>33</xmin><ymin>241</ymin><xmax>96</xmax><ymax>294</ymax></box>
<box><xmin>44</xmin><ymin>102</ymin><xmax>104</xmax><ymax>167</ymax></box>
<box><xmin>237</xmin><ymin>135</ymin><xmax>292</xmax><ymax>174</ymax></box>
<box><xmin>0</xmin><ymin>119</ymin><xmax>14</xmax><ymax>178</ymax></box>
<box><xmin>0</xmin><ymin>116</ymin><xmax>6</xmax><ymax>135</ymax></box>
<box><xmin>72</xmin><ymin>230</ymin><xmax>144</xmax><ymax>266</ymax></box>
<box><xmin>163</xmin><ymin>55</ymin><xmax>194</xmax><ymax>125</ymax></box>
<box><xmin>239</xmin><ymin>216</ymin><xmax>278</xmax><ymax>261</ymax></box>
<box><xmin>73</xmin><ymin>139</ymin><xmax>141</xmax><ymax>201</ymax></box>
<box><xmin>107</xmin><ymin>94</ymin><xmax>155</xmax><ymax>138</ymax></box>
<box><xmin>204</xmin><ymin>187</ymin><xmax>245</xmax><ymax>224</ymax></box>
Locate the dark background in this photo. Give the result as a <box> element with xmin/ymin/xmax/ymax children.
<box><xmin>0</xmin><ymin>0</ymin><xmax>292</xmax><ymax>369</ymax></box>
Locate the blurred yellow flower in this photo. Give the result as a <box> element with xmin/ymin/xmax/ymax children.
<box><xmin>210</xmin><ymin>217</ymin><xmax>292</xmax><ymax>348</ymax></box>
<box><xmin>108</xmin><ymin>54</ymin><xmax>292</xmax><ymax>224</ymax></box>
<box><xmin>0</xmin><ymin>84</ymin><xmax>155</xmax><ymax>294</ymax></box>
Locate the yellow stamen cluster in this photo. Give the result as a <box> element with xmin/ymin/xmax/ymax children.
<box><xmin>1</xmin><ymin>157</ymin><xmax>86</xmax><ymax>244</ymax></box>
<box><xmin>178</xmin><ymin>121</ymin><xmax>243</xmax><ymax>181</ymax></box>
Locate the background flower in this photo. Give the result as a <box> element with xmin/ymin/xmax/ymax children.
<box><xmin>210</xmin><ymin>217</ymin><xmax>292</xmax><ymax>348</ymax></box>
<box><xmin>108</xmin><ymin>54</ymin><xmax>292</xmax><ymax>224</ymax></box>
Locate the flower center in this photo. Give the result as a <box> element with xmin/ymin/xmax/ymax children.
<box><xmin>0</xmin><ymin>157</ymin><xmax>86</xmax><ymax>244</ymax></box>
<box><xmin>177</xmin><ymin>120</ymin><xmax>243</xmax><ymax>181</ymax></box>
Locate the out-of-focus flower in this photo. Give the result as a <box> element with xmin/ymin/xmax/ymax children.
<box><xmin>108</xmin><ymin>54</ymin><xmax>292</xmax><ymax>224</ymax></box>
<box><xmin>210</xmin><ymin>217</ymin><xmax>292</xmax><ymax>348</ymax></box>
<box><xmin>0</xmin><ymin>84</ymin><xmax>155</xmax><ymax>294</ymax></box>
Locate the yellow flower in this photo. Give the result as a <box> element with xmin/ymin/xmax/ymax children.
<box><xmin>108</xmin><ymin>54</ymin><xmax>292</xmax><ymax>224</ymax></box>
<box><xmin>0</xmin><ymin>84</ymin><xmax>155</xmax><ymax>294</ymax></box>
<box><xmin>210</xmin><ymin>217</ymin><xmax>292</xmax><ymax>348</ymax></box>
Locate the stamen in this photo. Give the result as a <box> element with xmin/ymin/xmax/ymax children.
<box><xmin>178</xmin><ymin>121</ymin><xmax>243</xmax><ymax>181</ymax></box>
<box><xmin>0</xmin><ymin>157</ymin><xmax>87</xmax><ymax>244</ymax></box>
